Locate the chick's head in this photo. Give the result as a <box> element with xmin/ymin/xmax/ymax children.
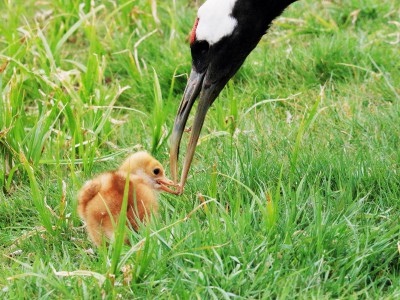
<box><xmin>119</xmin><ymin>151</ymin><xmax>177</xmax><ymax>194</ymax></box>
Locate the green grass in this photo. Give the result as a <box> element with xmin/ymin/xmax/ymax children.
<box><xmin>1</xmin><ymin>0</ymin><xmax>399</xmax><ymax>298</ymax></box>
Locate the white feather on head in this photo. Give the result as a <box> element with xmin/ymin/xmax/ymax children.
<box><xmin>196</xmin><ymin>0</ymin><xmax>238</xmax><ymax>45</ymax></box>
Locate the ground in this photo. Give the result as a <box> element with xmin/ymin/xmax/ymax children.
<box><xmin>0</xmin><ymin>0</ymin><xmax>399</xmax><ymax>298</ymax></box>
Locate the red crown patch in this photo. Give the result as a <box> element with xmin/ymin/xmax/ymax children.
<box><xmin>190</xmin><ymin>18</ymin><xmax>199</xmax><ymax>45</ymax></box>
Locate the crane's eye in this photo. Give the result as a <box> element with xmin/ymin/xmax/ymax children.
<box><xmin>192</xmin><ymin>40</ymin><xmax>209</xmax><ymax>56</ymax></box>
<box><xmin>153</xmin><ymin>168</ymin><xmax>161</xmax><ymax>175</ymax></box>
<box><xmin>191</xmin><ymin>40</ymin><xmax>210</xmax><ymax>73</ymax></box>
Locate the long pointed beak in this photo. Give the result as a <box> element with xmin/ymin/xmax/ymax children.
<box><xmin>170</xmin><ymin>69</ymin><xmax>204</xmax><ymax>183</ymax></box>
<box><xmin>170</xmin><ymin>69</ymin><xmax>222</xmax><ymax>194</ymax></box>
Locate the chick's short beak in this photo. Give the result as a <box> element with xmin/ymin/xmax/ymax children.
<box><xmin>156</xmin><ymin>176</ymin><xmax>180</xmax><ymax>195</ymax></box>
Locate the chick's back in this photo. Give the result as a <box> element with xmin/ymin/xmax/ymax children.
<box><xmin>77</xmin><ymin>171</ymin><xmax>159</xmax><ymax>246</ymax></box>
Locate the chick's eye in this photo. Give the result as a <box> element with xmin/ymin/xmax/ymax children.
<box><xmin>153</xmin><ymin>168</ymin><xmax>160</xmax><ymax>175</ymax></box>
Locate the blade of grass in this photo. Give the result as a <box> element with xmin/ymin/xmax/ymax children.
<box><xmin>20</xmin><ymin>152</ymin><xmax>53</xmax><ymax>234</ymax></box>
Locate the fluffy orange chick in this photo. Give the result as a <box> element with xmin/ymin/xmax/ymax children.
<box><xmin>77</xmin><ymin>151</ymin><xmax>178</xmax><ymax>246</ymax></box>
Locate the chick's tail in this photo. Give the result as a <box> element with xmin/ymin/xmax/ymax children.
<box><xmin>77</xmin><ymin>180</ymin><xmax>100</xmax><ymax>219</ymax></box>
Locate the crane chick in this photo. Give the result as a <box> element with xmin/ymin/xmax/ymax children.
<box><xmin>77</xmin><ymin>151</ymin><xmax>178</xmax><ymax>246</ymax></box>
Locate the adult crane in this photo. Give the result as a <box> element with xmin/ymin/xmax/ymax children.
<box><xmin>170</xmin><ymin>0</ymin><xmax>298</xmax><ymax>194</ymax></box>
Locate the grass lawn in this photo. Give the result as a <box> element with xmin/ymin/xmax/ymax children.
<box><xmin>1</xmin><ymin>0</ymin><xmax>399</xmax><ymax>298</ymax></box>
